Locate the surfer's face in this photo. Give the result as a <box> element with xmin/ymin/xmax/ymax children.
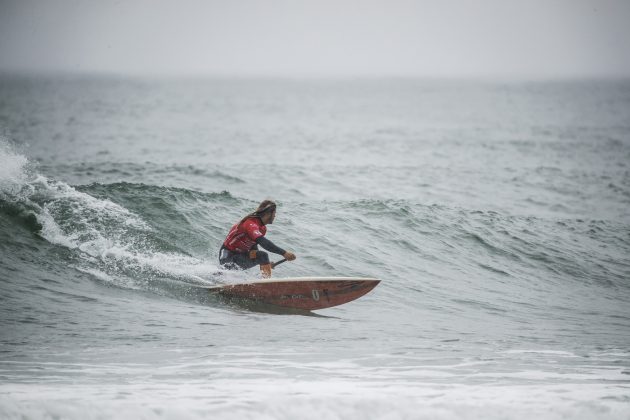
<box><xmin>262</xmin><ymin>209</ymin><xmax>275</xmax><ymax>225</ymax></box>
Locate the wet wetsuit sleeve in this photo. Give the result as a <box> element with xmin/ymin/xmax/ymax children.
<box><xmin>255</xmin><ymin>237</ymin><xmax>286</xmax><ymax>256</ymax></box>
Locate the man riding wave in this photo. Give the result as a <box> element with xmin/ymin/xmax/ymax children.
<box><xmin>219</xmin><ymin>200</ymin><xmax>296</xmax><ymax>278</ymax></box>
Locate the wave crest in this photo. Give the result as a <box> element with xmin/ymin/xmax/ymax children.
<box><xmin>0</xmin><ymin>138</ymin><xmax>224</xmax><ymax>293</ymax></box>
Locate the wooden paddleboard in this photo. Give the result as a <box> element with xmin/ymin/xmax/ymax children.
<box><xmin>207</xmin><ymin>277</ymin><xmax>380</xmax><ymax>311</ymax></box>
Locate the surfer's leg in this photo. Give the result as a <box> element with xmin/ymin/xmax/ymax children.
<box><xmin>219</xmin><ymin>247</ymin><xmax>271</xmax><ymax>274</ymax></box>
<box><xmin>244</xmin><ymin>250</ymin><xmax>272</xmax><ymax>278</ymax></box>
<box><xmin>252</xmin><ymin>251</ymin><xmax>272</xmax><ymax>278</ymax></box>
<box><xmin>229</xmin><ymin>254</ymin><xmax>257</xmax><ymax>270</ymax></box>
<box><xmin>220</xmin><ymin>247</ymin><xmax>257</xmax><ymax>271</ymax></box>
<box><xmin>253</xmin><ymin>250</ymin><xmax>270</xmax><ymax>265</ymax></box>
<box><xmin>219</xmin><ymin>246</ymin><xmax>238</xmax><ymax>270</ymax></box>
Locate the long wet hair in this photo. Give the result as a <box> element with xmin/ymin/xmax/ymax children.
<box><xmin>238</xmin><ymin>199</ymin><xmax>277</xmax><ymax>225</ymax></box>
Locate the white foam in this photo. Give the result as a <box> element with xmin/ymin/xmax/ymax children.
<box><xmin>504</xmin><ymin>349</ymin><xmax>580</xmax><ymax>357</ymax></box>
<box><xmin>38</xmin><ymin>204</ymin><xmax>78</xmax><ymax>249</ymax></box>
<box><xmin>0</xmin><ymin>139</ymin><xmax>30</xmax><ymax>196</ymax></box>
<box><xmin>74</xmin><ymin>267</ymin><xmax>142</xmax><ymax>291</ymax></box>
<box><xmin>0</xmin><ymin>136</ymin><xmax>223</xmax><ymax>288</ymax></box>
<box><xmin>0</xmin><ymin>379</ymin><xmax>628</xmax><ymax>420</ymax></box>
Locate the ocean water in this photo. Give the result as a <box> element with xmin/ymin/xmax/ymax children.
<box><xmin>0</xmin><ymin>75</ymin><xmax>629</xmax><ymax>419</ymax></box>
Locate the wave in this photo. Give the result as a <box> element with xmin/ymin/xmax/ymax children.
<box><xmin>335</xmin><ymin>198</ymin><xmax>630</xmax><ymax>292</ymax></box>
<box><xmin>0</xmin><ymin>140</ymin><xmax>234</xmax><ymax>299</ymax></box>
<box><xmin>2</xmin><ymin>136</ymin><xmax>629</xmax><ymax>318</ymax></box>
<box><xmin>40</xmin><ymin>161</ymin><xmax>247</xmax><ymax>184</ymax></box>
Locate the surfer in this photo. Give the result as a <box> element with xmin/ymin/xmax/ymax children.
<box><xmin>219</xmin><ymin>200</ymin><xmax>296</xmax><ymax>278</ymax></box>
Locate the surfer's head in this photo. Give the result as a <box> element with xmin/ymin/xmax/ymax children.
<box><xmin>253</xmin><ymin>200</ymin><xmax>277</xmax><ymax>225</ymax></box>
<box><xmin>255</xmin><ymin>200</ymin><xmax>276</xmax><ymax>215</ymax></box>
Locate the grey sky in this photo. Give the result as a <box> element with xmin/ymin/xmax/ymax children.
<box><xmin>1</xmin><ymin>0</ymin><xmax>629</xmax><ymax>78</ymax></box>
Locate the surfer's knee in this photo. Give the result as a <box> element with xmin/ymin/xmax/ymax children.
<box><xmin>256</xmin><ymin>250</ymin><xmax>270</xmax><ymax>265</ymax></box>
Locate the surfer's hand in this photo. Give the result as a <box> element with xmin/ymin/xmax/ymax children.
<box><xmin>284</xmin><ymin>251</ymin><xmax>296</xmax><ymax>261</ymax></box>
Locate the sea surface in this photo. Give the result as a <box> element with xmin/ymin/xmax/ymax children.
<box><xmin>1</xmin><ymin>75</ymin><xmax>629</xmax><ymax>419</ymax></box>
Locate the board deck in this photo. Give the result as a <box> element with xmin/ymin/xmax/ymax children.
<box><xmin>207</xmin><ymin>277</ymin><xmax>380</xmax><ymax>311</ymax></box>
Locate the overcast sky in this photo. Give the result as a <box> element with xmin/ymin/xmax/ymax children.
<box><xmin>1</xmin><ymin>0</ymin><xmax>629</xmax><ymax>78</ymax></box>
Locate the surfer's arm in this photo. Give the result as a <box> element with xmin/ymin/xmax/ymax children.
<box><xmin>255</xmin><ymin>237</ymin><xmax>286</xmax><ymax>256</ymax></box>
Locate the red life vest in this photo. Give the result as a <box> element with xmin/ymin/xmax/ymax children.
<box><xmin>223</xmin><ymin>217</ymin><xmax>266</xmax><ymax>253</ymax></box>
